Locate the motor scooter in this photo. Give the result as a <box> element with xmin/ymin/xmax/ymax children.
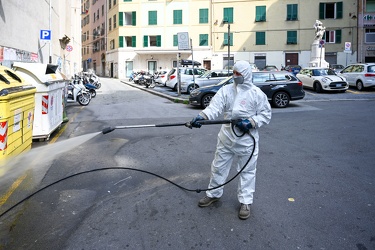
<box><xmin>66</xmin><ymin>79</ymin><xmax>91</xmax><ymax>106</ymax></box>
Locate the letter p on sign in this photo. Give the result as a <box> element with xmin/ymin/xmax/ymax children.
<box><xmin>40</xmin><ymin>30</ymin><xmax>51</xmax><ymax>40</ymax></box>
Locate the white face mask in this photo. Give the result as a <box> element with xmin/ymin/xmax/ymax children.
<box><xmin>233</xmin><ymin>75</ymin><xmax>244</xmax><ymax>84</ymax></box>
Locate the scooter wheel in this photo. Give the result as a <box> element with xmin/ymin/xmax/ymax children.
<box><xmin>78</xmin><ymin>93</ymin><xmax>91</xmax><ymax>106</ymax></box>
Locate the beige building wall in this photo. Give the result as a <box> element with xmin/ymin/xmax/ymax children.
<box><xmin>0</xmin><ymin>0</ymin><xmax>82</xmax><ymax>78</ymax></box>
<box><xmin>101</xmin><ymin>0</ymin><xmax>358</xmax><ymax>79</ymax></box>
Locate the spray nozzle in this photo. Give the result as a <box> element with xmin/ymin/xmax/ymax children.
<box><xmin>102</xmin><ymin>127</ymin><xmax>116</xmax><ymax>134</ymax></box>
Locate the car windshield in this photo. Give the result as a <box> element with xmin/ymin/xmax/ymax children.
<box><xmin>312</xmin><ymin>68</ymin><xmax>336</xmax><ymax>76</ymax></box>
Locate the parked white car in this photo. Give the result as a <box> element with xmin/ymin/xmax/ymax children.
<box><xmin>181</xmin><ymin>69</ymin><xmax>233</xmax><ymax>94</ymax></box>
<box><xmin>297</xmin><ymin>67</ymin><xmax>348</xmax><ymax>93</ymax></box>
<box><xmin>165</xmin><ymin>67</ymin><xmax>207</xmax><ymax>90</ymax></box>
<box><xmin>338</xmin><ymin>63</ymin><xmax>375</xmax><ymax>91</ymax></box>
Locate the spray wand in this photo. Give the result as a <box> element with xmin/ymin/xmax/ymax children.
<box><xmin>102</xmin><ymin>119</ymin><xmax>233</xmax><ymax>134</ymax></box>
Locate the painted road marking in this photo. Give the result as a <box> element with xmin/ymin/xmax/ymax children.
<box><xmin>0</xmin><ymin>173</ymin><xmax>27</xmax><ymax>206</ymax></box>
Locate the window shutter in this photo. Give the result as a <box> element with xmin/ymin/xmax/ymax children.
<box><xmin>336</xmin><ymin>2</ymin><xmax>343</xmax><ymax>19</ymax></box>
<box><xmin>319</xmin><ymin>3</ymin><xmax>325</xmax><ymax>19</ymax></box>
<box><xmin>132</xmin><ymin>11</ymin><xmax>136</xmax><ymax>26</ymax></box>
<box><xmin>119</xmin><ymin>12</ymin><xmax>123</xmax><ymax>26</ymax></box>
<box><xmin>156</xmin><ymin>35</ymin><xmax>161</xmax><ymax>47</ymax></box>
<box><xmin>132</xmin><ymin>36</ymin><xmax>136</xmax><ymax>47</ymax></box>
<box><xmin>119</xmin><ymin>36</ymin><xmax>124</xmax><ymax>48</ymax></box>
<box><xmin>143</xmin><ymin>36</ymin><xmax>148</xmax><ymax>47</ymax></box>
<box><xmin>173</xmin><ymin>35</ymin><xmax>178</xmax><ymax>46</ymax></box>
<box><xmin>335</xmin><ymin>30</ymin><xmax>342</xmax><ymax>43</ymax></box>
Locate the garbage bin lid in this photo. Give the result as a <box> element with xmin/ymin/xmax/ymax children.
<box><xmin>0</xmin><ymin>65</ymin><xmax>35</xmax><ymax>96</ymax></box>
<box><xmin>12</xmin><ymin>62</ymin><xmax>64</xmax><ymax>85</ymax></box>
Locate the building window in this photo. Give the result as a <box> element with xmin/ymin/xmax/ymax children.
<box><xmin>287</xmin><ymin>31</ymin><xmax>297</xmax><ymax>44</ymax></box>
<box><xmin>119</xmin><ymin>11</ymin><xmax>136</xmax><ymax>26</ymax></box>
<box><xmin>108</xmin><ymin>17</ymin><xmax>112</xmax><ymax>31</ymax></box>
<box><xmin>149</xmin><ymin>11</ymin><xmax>157</xmax><ymax>25</ymax></box>
<box><xmin>123</xmin><ymin>36</ymin><xmax>136</xmax><ymax>47</ymax></box>
<box><xmin>108</xmin><ymin>0</ymin><xmax>111</xmax><ymax>9</ymax></box>
<box><xmin>286</xmin><ymin>4</ymin><xmax>298</xmax><ymax>21</ymax></box>
<box><xmin>199</xmin><ymin>9</ymin><xmax>208</xmax><ymax>23</ymax></box>
<box><xmin>255</xmin><ymin>6</ymin><xmax>266</xmax><ymax>22</ymax></box>
<box><xmin>123</xmin><ymin>0</ymin><xmax>132</xmax><ymax>2</ymax></box>
<box><xmin>173</xmin><ymin>10</ymin><xmax>182</xmax><ymax>24</ymax></box>
<box><xmin>366</xmin><ymin>0</ymin><xmax>375</xmax><ymax>12</ymax></box>
<box><xmin>110</xmin><ymin>39</ymin><xmax>115</xmax><ymax>49</ymax></box>
<box><xmin>173</xmin><ymin>35</ymin><xmax>178</xmax><ymax>46</ymax></box>
<box><xmin>199</xmin><ymin>34</ymin><xmax>208</xmax><ymax>46</ymax></box>
<box><xmin>223</xmin><ymin>33</ymin><xmax>233</xmax><ymax>46</ymax></box>
<box><xmin>323</xmin><ymin>30</ymin><xmax>341</xmax><ymax>44</ymax></box>
<box><xmin>113</xmin><ymin>14</ymin><xmax>117</xmax><ymax>28</ymax></box>
<box><xmin>319</xmin><ymin>2</ymin><xmax>343</xmax><ymax>19</ymax></box>
<box><xmin>102</xmin><ymin>5</ymin><xmax>104</xmax><ymax>16</ymax></box>
<box><xmin>223</xmin><ymin>7</ymin><xmax>233</xmax><ymax>23</ymax></box>
<box><xmin>365</xmin><ymin>29</ymin><xmax>375</xmax><ymax>43</ymax></box>
<box><xmin>143</xmin><ymin>35</ymin><xmax>161</xmax><ymax>47</ymax></box>
<box><xmin>256</xmin><ymin>32</ymin><xmax>265</xmax><ymax>45</ymax></box>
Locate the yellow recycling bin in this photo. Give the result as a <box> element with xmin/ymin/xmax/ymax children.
<box><xmin>0</xmin><ymin>66</ymin><xmax>36</xmax><ymax>160</ymax></box>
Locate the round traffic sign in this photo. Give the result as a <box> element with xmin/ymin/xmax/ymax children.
<box><xmin>66</xmin><ymin>45</ymin><xmax>73</xmax><ymax>52</ymax></box>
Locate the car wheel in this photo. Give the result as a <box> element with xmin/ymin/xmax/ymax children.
<box><xmin>173</xmin><ymin>83</ymin><xmax>177</xmax><ymax>91</ymax></box>
<box><xmin>314</xmin><ymin>82</ymin><xmax>323</xmax><ymax>93</ymax></box>
<box><xmin>187</xmin><ymin>84</ymin><xmax>199</xmax><ymax>94</ymax></box>
<box><xmin>201</xmin><ymin>94</ymin><xmax>214</xmax><ymax>108</ymax></box>
<box><xmin>356</xmin><ymin>80</ymin><xmax>364</xmax><ymax>91</ymax></box>
<box><xmin>272</xmin><ymin>91</ymin><xmax>290</xmax><ymax>108</ymax></box>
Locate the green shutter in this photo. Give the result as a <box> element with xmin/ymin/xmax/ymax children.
<box><xmin>132</xmin><ymin>36</ymin><xmax>136</xmax><ymax>47</ymax></box>
<box><xmin>287</xmin><ymin>4</ymin><xmax>298</xmax><ymax>21</ymax></box>
<box><xmin>119</xmin><ymin>36</ymin><xmax>124</xmax><ymax>48</ymax></box>
<box><xmin>287</xmin><ymin>31</ymin><xmax>297</xmax><ymax>44</ymax></box>
<box><xmin>119</xmin><ymin>12</ymin><xmax>123</xmax><ymax>26</ymax></box>
<box><xmin>255</xmin><ymin>6</ymin><xmax>266</xmax><ymax>22</ymax></box>
<box><xmin>132</xmin><ymin>11</ymin><xmax>136</xmax><ymax>26</ymax></box>
<box><xmin>199</xmin><ymin>9</ymin><xmax>208</xmax><ymax>23</ymax></box>
<box><xmin>149</xmin><ymin>11</ymin><xmax>157</xmax><ymax>25</ymax></box>
<box><xmin>336</xmin><ymin>2</ymin><xmax>343</xmax><ymax>19</ymax></box>
<box><xmin>319</xmin><ymin>3</ymin><xmax>325</xmax><ymax>19</ymax></box>
<box><xmin>256</xmin><ymin>32</ymin><xmax>265</xmax><ymax>45</ymax></box>
<box><xmin>173</xmin><ymin>10</ymin><xmax>182</xmax><ymax>24</ymax></box>
<box><xmin>173</xmin><ymin>35</ymin><xmax>178</xmax><ymax>46</ymax></box>
<box><xmin>224</xmin><ymin>33</ymin><xmax>233</xmax><ymax>46</ymax></box>
<box><xmin>199</xmin><ymin>34</ymin><xmax>208</xmax><ymax>46</ymax></box>
<box><xmin>223</xmin><ymin>8</ymin><xmax>233</xmax><ymax>23</ymax></box>
<box><xmin>143</xmin><ymin>36</ymin><xmax>148</xmax><ymax>47</ymax></box>
<box><xmin>156</xmin><ymin>35</ymin><xmax>161</xmax><ymax>47</ymax></box>
<box><xmin>335</xmin><ymin>30</ymin><xmax>342</xmax><ymax>43</ymax></box>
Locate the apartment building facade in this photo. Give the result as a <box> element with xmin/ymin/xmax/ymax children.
<box><xmin>87</xmin><ymin>0</ymin><xmax>358</xmax><ymax>79</ymax></box>
<box><xmin>358</xmin><ymin>0</ymin><xmax>375</xmax><ymax>63</ymax></box>
<box><xmin>0</xmin><ymin>0</ymin><xmax>82</xmax><ymax>78</ymax></box>
<box><xmin>82</xmin><ymin>0</ymin><xmax>107</xmax><ymax>75</ymax></box>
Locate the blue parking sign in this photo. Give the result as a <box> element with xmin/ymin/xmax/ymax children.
<box><xmin>40</xmin><ymin>30</ymin><xmax>51</xmax><ymax>40</ymax></box>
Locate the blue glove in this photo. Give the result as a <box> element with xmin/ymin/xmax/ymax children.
<box><xmin>235</xmin><ymin>119</ymin><xmax>253</xmax><ymax>133</ymax></box>
<box><xmin>190</xmin><ymin>114</ymin><xmax>205</xmax><ymax>128</ymax></box>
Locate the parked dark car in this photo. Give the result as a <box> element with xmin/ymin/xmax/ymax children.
<box><xmin>283</xmin><ymin>65</ymin><xmax>302</xmax><ymax>75</ymax></box>
<box><xmin>189</xmin><ymin>72</ymin><xmax>305</xmax><ymax>108</ymax></box>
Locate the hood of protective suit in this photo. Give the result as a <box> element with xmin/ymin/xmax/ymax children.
<box><xmin>233</xmin><ymin>61</ymin><xmax>253</xmax><ymax>88</ymax></box>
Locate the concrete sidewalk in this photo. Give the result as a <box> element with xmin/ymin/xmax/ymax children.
<box><xmin>120</xmin><ymin>79</ymin><xmax>189</xmax><ymax>103</ymax></box>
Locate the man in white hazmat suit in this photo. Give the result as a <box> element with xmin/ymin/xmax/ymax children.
<box><xmin>190</xmin><ymin>60</ymin><xmax>272</xmax><ymax>220</ymax></box>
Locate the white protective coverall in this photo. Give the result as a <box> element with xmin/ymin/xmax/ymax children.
<box><xmin>199</xmin><ymin>61</ymin><xmax>272</xmax><ymax>205</ymax></box>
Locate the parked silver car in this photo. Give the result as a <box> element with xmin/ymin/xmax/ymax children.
<box><xmin>180</xmin><ymin>69</ymin><xmax>233</xmax><ymax>94</ymax></box>
<box><xmin>165</xmin><ymin>67</ymin><xmax>207</xmax><ymax>90</ymax></box>
<box><xmin>338</xmin><ymin>63</ymin><xmax>375</xmax><ymax>91</ymax></box>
